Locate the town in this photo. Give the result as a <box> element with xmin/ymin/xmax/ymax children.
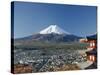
<box><xmin>14</xmin><ymin>49</ymin><xmax>86</xmax><ymax>73</ymax></box>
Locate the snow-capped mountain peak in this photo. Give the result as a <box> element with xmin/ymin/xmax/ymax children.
<box><xmin>39</xmin><ymin>25</ymin><xmax>70</xmax><ymax>34</ymax></box>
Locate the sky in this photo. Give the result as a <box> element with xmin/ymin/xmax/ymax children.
<box><xmin>13</xmin><ymin>1</ymin><xmax>97</xmax><ymax>38</ymax></box>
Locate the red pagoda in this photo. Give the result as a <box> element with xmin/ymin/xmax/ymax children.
<box><xmin>79</xmin><ymin>34</ymin><xmax>97</xmax><ymax>69</ymax></box>
<box><xmin>85</xmin><ymin>34</ymin><xmax>97</xmax><ymax>69</ymax></box>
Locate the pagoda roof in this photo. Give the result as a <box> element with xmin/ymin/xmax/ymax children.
<box><xmin>87</xmin><ymin>34</ymin><xmax>97</xmax><ymax>40</ymax></box>
<box><xmin>86</xmin><ymin>49</ymin><xmax>97</xmax><ymax>55</ymax></box>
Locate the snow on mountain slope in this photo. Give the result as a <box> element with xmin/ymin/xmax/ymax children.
<box><xmin>39</xmin><ymin>25</ymin><xmax>70</xmax><ymax>34</ymax></box>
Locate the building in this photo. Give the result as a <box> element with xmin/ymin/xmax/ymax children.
<box><xmin>80</xmin><ymin>34</ymin><xmax>97</xmax><ymax>69</ymax></box>
<box><xmin>80</xmin><ymin>34</ymin><xmax>97</xmax><ymax>63</ymax></box>
<box><xmin>85</xmin><ymin>34</ymin><xmax>97</xmax><ymax>69</ymax></box>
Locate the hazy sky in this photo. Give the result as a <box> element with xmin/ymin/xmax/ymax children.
<box><xmin>13</xmin><ymin>1</ymin><xmax>97</xmax><ymax>38</ymax></box>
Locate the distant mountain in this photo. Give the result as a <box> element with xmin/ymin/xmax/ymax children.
<box><xmin>14</xmin><ymin>25</ymin><xmax>82</xmax><ymax>44</ymax></box>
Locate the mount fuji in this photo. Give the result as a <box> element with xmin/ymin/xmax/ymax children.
<box><xmin>15</xmin><ymin>25</ymin><xmax>82</xmax><ymax>43</ymax></box>
<box><xmin>39</xmin><ymin>25</ymin><xmax>70</xmax><ymax>35</ymax></box>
